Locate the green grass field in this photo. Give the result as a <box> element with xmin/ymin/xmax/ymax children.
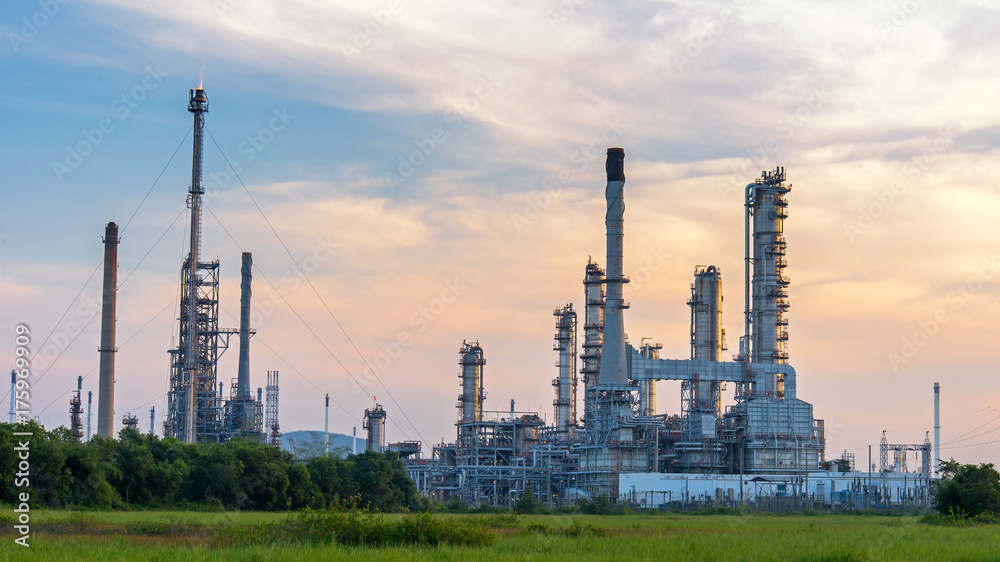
<box><xmin>3</xmin><ymin>510</ymin><xmax>997</xmax><ymax>561</ymax></box>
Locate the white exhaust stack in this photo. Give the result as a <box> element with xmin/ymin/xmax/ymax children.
<box><xmin>8</xmin><ymin>370</ymin><xmax>14</xmax><ymax>424</ymax></box>
<box><xmin>599</xmin><ymin>148</ymin><xmax>629</xmax><ymax>387</ymax></box>
<box><xmin>934</xmin><ymin>382</ymin><xmax>940</xmax><ymax>476</ymax></box>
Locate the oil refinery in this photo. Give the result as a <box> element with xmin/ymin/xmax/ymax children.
<box><xmin>392</xmin><ymin>149</ymin><xmax>935</xmax><ymax>508</ymax></box>
<box><xmin>54</xmin><ymin>88</ymin><xmax>938</xmax><ymax>510</ymax></box>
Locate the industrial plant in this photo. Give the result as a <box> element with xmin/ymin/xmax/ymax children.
<box><xmin>394</xmin><ymin>149</ymin><xmax>937</xmax><ymax>508</ymax></box>
<box><xmin>50</xmin><ymin>88</ymin><xmax>939</xmax><ymax>510</ymax></box>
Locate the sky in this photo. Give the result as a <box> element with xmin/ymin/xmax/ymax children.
<box><xmin>2</xmin><ymin>0</ymin><xmax>1000</xmax><ymax>470</ymax></box>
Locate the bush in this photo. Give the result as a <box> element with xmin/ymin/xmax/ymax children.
<box><xmin>577</xmin><ymin>495</ymin><xmax>624</xmax><ymax>515</ymax></box>
<box><xmin>215</xmin><ymin>509</ymin><xmax>495</xmax><ymax>547</ymax></box>
<box><xmin>514</xmin><ymin>486</ymin><xmax>542</xmax><ymax>514</ymax></box>
<box><xmin>934</xmin><ymin>460</ymin><xmax>1000</xmax><ymax>518</ymax></box>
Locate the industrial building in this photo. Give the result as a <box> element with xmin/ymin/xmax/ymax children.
<box><xmin>399</xmin><ymin>148</ymin><xmax>935</xmax><ymax>508</ymax></box>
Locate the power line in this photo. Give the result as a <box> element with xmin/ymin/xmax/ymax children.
<box><xmin>119</xmin><ymin>126</ymin><xmax>192</xmax><ymax>237</ymax></box>
<box><xmin>205</xmin><ymin>127</ymin><xmax>428</xmax><ymax>449</ymax></box>
<box><xmin>117</xmin><ymin>208</ymin><xmax>187</xmax><ymax>291</ymax></box>
<box><xmin>0</xmin><ymin>258</ymin><xmax>101</xmax><ymax>407</ymax></box>
<box><xmin>32</xmin><ymin>206</ymin><xmax>187</xmax><ymax>393</ymax></box>
<box><xmin>940</xmin><ymin>412</ymin><xmax>1000</xmax><ymax>446</ymax></box>
<box><xmin>36</xmin><ymin>297</ymin><xmax>177</xmax><ymax>419</ymax></box>
<box><xmin>940</xmin><ymin>437</ymin><xmax>1000</xmax><ymax>450</ymax></box>
<box><xmin>201</xmin><ymin>204</ymin><xmax>406</xmax><ymax>438</ymax></box>
<box><xmin>8</xmin><ymin>128</ymin><xmax>192</xmax><ymax>405</ymax></box>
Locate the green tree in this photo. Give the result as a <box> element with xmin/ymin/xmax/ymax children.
<box><xmin>286</xmin><ymin>462</ymin><xmax>319</xmax><ymax>509</ymax></box>
<box><xmin>63</xmin><ymin>437</ymin><xmax>118</xmax><ymax>508</ymax></box>
<box><xmin>307</xmin><ymin>455</ymin><xmax>357</xmax><ymax>507</ymax></box>
<box><xmin>186</xmin><ymin>443</ymin><xmax>245</xmax><ymax>508</ymax></box>
<box><xmin>108</xmin><ymin>428</ymin><xmax>155</xmax><ymax>504</ymax></box>
<box><xmin>514</xmin><ymin>486</ymin><xmax>541</xmax><ymax>514</ymax></box>
<box><xmin>934</xmin><ymin>459</ymin><xmax>1000</xmax><ymax>518</ymax></box>
<box><xmin>230</xmin><ymin>438</ymin><xmax>290</xmax><ymax>510</ymax></box>
<box><xmin>350</xmin><ymin>450</ymin><xmax>417</xmax><ymax>511</ymax></box>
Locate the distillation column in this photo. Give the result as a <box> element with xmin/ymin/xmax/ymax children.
<box><xmin>458</xmin><ymin>341</ymin><xmax>485</xmax><ymax>423</ymax></box>
<box><xmin>364</xmin><ymin>404</ymin><xmax>387</xmax><ymax>452</ymax></box>
<box><xmin>70</xmin><ymin>375</ymin><xmax>84</xmax><ymax>440</ymax></box>
<box><xmin>676</xmin><ymin>266</ymin><xmax>728</xmax><ymax>470</ymax></box>
<box><xmin>638</xmin><ymin>342</ymin><xmax>660</xmax><ymax>417</ymax></box>
<box><xmin>746</xmin><ymin>167</ymin><xmax>791</xmax><ymax>398</ymax></box>
<box><xmin>688</xmin><ymin>266</ymin><xmax>724</xmax><ymax>429</ymax></box>
<box><xmin>580</xmin><ymin>261</ymin><xmax>605</xmax><ymax>389</ymax></box>
<box><xmin>552</xmin><ymin>305</ymin><xmax>578</xmax><ymax>438</ymax></box>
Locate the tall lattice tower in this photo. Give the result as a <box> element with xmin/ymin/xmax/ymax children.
<box><xmin>266</xmin><ymin>371</ymin><xmax>281</xmax><ymax>447</ymax></box>
<box><xmin>164</xmin><ymin>88</ymin><xmax>234</xmax><ymax>443</ymax></box>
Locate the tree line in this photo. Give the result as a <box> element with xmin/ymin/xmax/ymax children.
<box><xmin>0</xmin><ymin>421</ymin><xmax>419</xmax><ymax>511</ymax></box>
<box><xmin>934</xmin><ymin>458</ymin><xmax>1000</xmax><ymax>519</ymax></box>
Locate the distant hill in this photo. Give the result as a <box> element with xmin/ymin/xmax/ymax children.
<box><xmin>281</xmin><ymin>430</ymin><xmax>365</xmax><ymax>459</ymax></box>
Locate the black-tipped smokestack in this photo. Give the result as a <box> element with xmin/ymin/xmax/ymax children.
<box><xmin>599</xmin><ymin>148</ymin><xmax>629</xmax><ymax>387</ymax></box>
<box><xmin>606</xmin><ymin>147</ymin><xmax>625</xmax><ymax>182</ymax></box>
<box><xmin>97</xmin><ymin>222</ymin><xmax>119</xmax><ymax>438</ymax></box>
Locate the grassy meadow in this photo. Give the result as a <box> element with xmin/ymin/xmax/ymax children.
<box><xmin>2</xmin><ymin>510</ymin><xmax>997</xmax><ymax>561</ymax></box>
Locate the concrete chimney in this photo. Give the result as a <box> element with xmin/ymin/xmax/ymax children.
<box><xmin>97</xmin><ymin>221</ymin><xmax>119</xmax><ymax>438</ymax></box>
<box><xmin>237</xmin><ymin>252</ymin><xmax>252</xmax><ymax>399</ymax></box>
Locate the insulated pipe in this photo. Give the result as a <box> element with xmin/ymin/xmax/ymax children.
<box><xmin>599</xmin><ymin>148</ymin><xmax>629</xmax><ymax>387</ymax></box>
<box><xmin>97</xmin><ymin>221</ymin><xmax>119</xmax><ymax>438</ymax></box>
<box><xmin>237</xmin><ymin>252</ymin><xmax>252</xmax><ymax>399</ymax></box>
